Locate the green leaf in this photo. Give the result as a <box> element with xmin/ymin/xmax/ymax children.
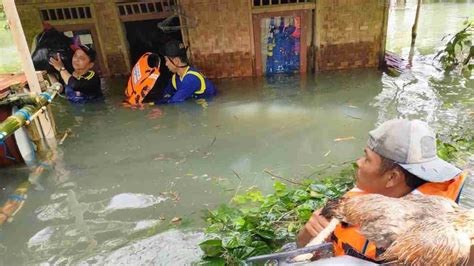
<box><xmin>249</xmin><ymin>241</ymin><xmax>273</xmax><ymax>256</ymax></box>
<box><xmin>446</xmin><ymin>42</ymin><xmax>455</xmax><ymax>55</ymax></box>
<box><xmin>462</xmin><ymin>67</ymin><xmax>471</xmax><ymax>79</ymax></box>
<box><xmin>232</xmin><ymin>216</ymin><xmax>246</xmax><ymax>230</ymax></box>
<box><xmin>261</xmin><ymin>195</ymin><xmax>278</xmax><ymax>208</ymax></box>
<box><xmin>206</xmin><ymin>223</ymin><xmax>224</xmax><ymax>233</ymax></box>
<box><xmin>247</xmin><ymin>190</ymin><xmax>264</xmax><ymax>202</ymax></box>
<box><xmin>310</xmin><ymin>183</ymin><xmax>328</xmax><ymax>193</ymax></box>
<box><xmin>230</xmin><ymin>246</ymin><xmax>255</xmax><ymax>259</ymax></box>
<box><xmin>199</xmin><ymin>239</ymin><xmax>224</xmax><ymax>258</ymax></box>
<box><xmin>273</xmin><ymin>181</ymin><xmax>287</xmax><ymax>196</ymax></box>
<box><xmin>194</xmin><ymin>257</ymin><xmax>227</xmax><ymax>266</ymax></box>
<box><xmin>310</xmin><ymin>190</ymin><xmax>324</xmax><ymax>198</ymax></box>
<box><xmin>222</xmin><ymin>236</ymin><xmax>243</xmax><ymax>249</ymax></box>
<box><xmin>290</xmin><ymin>190</ymin><xmax>309</xmax><ymax>202</ymax></box>
<box><xmin>288</xmin><ymin>222</ymin><xmax>297</xmax><ymax>233</ymax></box>
<box><xmin>232</xmin><ymin>194</ymin><xmax>249</xmax><ymax>205</ymax></box>
<box><xmin>255</xmin><ymin>228</ymin><xmax>276</xmax><ymax>239</ymax></box>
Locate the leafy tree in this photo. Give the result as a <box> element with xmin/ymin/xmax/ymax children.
<box><xmin>435</xmin><ymin>21</ymin><xmax>473</xmax><ymax>78</ymax></box>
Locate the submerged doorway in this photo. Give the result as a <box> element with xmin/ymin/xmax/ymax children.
<box><xmin>123</xmin><ymin>18</ymin><xmax>182</xmax><ymax>101</ymax></box>
<box><xmin>123</xmin><ymin>19</ymin><xmax>182</xmax><ymax>65</ymax></box>
<box><xmin>253</xmin><ymin>10</ymin><xmax>308</xmax><ymax>76</ymax></box>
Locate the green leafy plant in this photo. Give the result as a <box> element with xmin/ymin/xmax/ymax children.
<box><xmin>435</xmin><ymin>21</ymin><xmax>474</xmax><ymax>77</ymax></box>
<box><xmin>437</xmin><ymin>132</ymin><xmax>474</xmax><ymax>164</ymax></box>
<box><xmin>198</xmin><ymin>168</ymin><xmax>355</xmax><ymax>264</ymax></box>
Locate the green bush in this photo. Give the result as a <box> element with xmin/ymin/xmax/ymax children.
<box><xmin>198</xmin><ymin>167</ymin><xmax>355</xmax><ymax>264</ymax></box>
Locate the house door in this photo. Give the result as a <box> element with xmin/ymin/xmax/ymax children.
<box><xmin>253</xmin><ymin>10</ymin><xmax>308</xmax><ymax>76</ymax></box>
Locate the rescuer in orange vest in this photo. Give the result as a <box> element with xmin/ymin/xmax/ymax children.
<box><xmin>124</xmin><ymin>52</ymin><xmax>162</xmax><ymax>106</ymax></box>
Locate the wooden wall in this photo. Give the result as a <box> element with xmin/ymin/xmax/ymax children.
<box><xmin>179</xmin><ymin>0</ymin><xmax>254</xmax><ymax>78</ymax></box>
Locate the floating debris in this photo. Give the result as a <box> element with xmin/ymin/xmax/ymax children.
<box><xmin>334</xmin><ymin>136</ymin><xmax>356</xmax><ymax>142</ymax></box>
<box><xmin>345</xmin><ymin>105</ymin><xmax>359</xmax><ymax>109</ymax></box>
<box><xmin>59</xmin><ymin>128</ymin><xmax>72</xmax><ymax>145</ymax></box>
<box><xmin>170</xmin><ymin>217</ymin><xmax>182</xmax><ymax>224</ymax></box>
<box><xmin>160</xmin><ymin>191</ymin><xmax>180</xmax><ymax>202</ymax></box>
<box><xmin>383</xmin><ymin>51</ymin><xmax>407</xmax><ymax>77</ymax></box>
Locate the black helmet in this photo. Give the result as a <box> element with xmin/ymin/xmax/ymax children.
<box><xmin>160</xmin><ymin>40</ymin><xmax>187</xmax><ymax>58</ymax></box>
<box><xmin>71</xmin><ymin>44</ymin><xmax>97</xmax><ymax>62</ymax></box>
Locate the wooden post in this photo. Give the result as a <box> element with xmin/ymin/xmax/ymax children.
<box><xmin>379</xmin><ymin>0</ymin><xmax>390</xmax><ymax>68</ymax></box>
<box><xmin>408</xmin><ymin>0</ymin><xmax>422</xmax><ymax>65</ymax></box>
<box><xmin>410</xmin><ymin>0</ymin><xmax>422</xmax><ymax>48</ymax></box>
<box><xmin>3</xmin><ymin>0</ymin><xmax>57</xmax><ymax>146</ymax></box>
<box><xmin>247</xmin><ymin>0</ymin><xmax>256</xmax><ymax>75</ymax></box>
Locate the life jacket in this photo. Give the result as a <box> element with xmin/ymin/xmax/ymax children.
<box><xmin>124</xmin><ymin>53</ymin><xmax>160</xmax><ymax>106</ymax></box>
<box><xmin>331</xmin><ymin>171</ymin><xmax>467</xmax><ymax>261</ymax></box>
<box><xmin>171</xmin><ymin>66</ymin><xmax>208</xmax><ymax>96</ymax></box>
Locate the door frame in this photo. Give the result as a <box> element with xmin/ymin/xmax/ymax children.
<box><xmin>252</xmin><ymin>10</ymin><xmax>308</xmax><ymax>76</ymax></box>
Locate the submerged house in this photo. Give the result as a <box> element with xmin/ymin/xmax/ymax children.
<box><xmin>15</xmin><ymin>0</ymin><xmax>389</xmax><ymax>78</ymax></box>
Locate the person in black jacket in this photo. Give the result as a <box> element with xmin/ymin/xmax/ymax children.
<box><xmin>49</xmin><ymin>44</ymin><xmax>103</xmax><ymax>103</ymax></box>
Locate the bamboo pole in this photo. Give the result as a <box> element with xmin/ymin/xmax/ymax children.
<box><xmin>410</xmin><ymin>0</ymin><xmax>422</xmax><ymax>48</ymax></box>
<box><xmin>0</xmin><ymin>83</ymin><xmax>61</xmax><ymax>141</ymax></box>
<box><xmin>2</xmin><ymin>0</ymin><xmax>56</xmax><ymax>145</ymax></box>
<box><xmin>0</xmin><ymin>92</ymin><xmax>45</xmax><ymax>107</ymax></box>
<box><xmin>408</xmin><ymin>0</ymin><xmax>422</xmax><ymax>65</ymax></box>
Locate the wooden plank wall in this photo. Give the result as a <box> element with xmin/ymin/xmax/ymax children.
<box><xmin>180</xmin><ymin>0</ymin><xmax>254</xmax><ymax>78</ymax></box>
<box><xmin>315</xmin><ymin>0</ymin><xmax>388</xmax><ymax>71</ymax></box>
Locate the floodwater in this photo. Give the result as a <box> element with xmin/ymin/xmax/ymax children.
<box><xmin>0</xmin><ymin>0</ymin><xmax>473</xmax><ymax>264</ymax></box>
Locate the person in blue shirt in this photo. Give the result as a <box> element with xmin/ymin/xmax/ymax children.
<box><xmin>157</xmin><ymin>40</ymin><xmax>216</xmax><ymax>104</ymax></box>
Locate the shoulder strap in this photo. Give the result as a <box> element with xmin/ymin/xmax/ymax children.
<box><xmin>172</xmin><ymin>74</ymin><xmax>177</xmax><ymax>90</ymax></box>
<box><xmin>186</xmin><ymin>71</ymin><xmax>206</xmax><ymax>94</ymax></box>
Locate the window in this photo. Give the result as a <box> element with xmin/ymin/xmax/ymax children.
<box><xmin>40</xmin><ymin>6</ymin><xmax>92</xmax><ymax>21</ymax></box>
<box><xmin>117</xmin><ymin>0</ymin><xmax>176</xmax><ymax>17</ymax></box>
<box><xmin>253</xmin><ymin>0</ymin><xmax>311</xmax><ymax>7</ymax></box>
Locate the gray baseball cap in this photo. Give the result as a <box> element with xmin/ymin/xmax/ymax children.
<box><xmin>367</xmin><ymin>119</ymin><xmax>461</xmax><ymax>182</ymax></box>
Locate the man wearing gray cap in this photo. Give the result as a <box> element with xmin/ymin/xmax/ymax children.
<box><xmin>297</xmin><ymin>119</ymin><xmax>469</xmax><ymax>262</ymax></box>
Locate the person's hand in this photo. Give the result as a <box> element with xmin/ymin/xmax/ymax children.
<box><xmin>304</xmin><ymin>208</ymin><xmax>330</xmax><ymax>239</ymax></box>
<box><xmin>297</xmin><ymin>208</ymin><xmax>331</xmax><ymax>247</ymax></box>
<box><xmin>49</xmin><ymin>53</ymin><xmax>65</xmax><ymax>71</ymax></box>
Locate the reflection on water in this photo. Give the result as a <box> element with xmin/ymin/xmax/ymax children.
<box><xmin>80</xmin><ymin>230</ymin><xmax>205</xmax><ymax>265</ymax></box>
<box><xmin>0</xmin><ymin>1</ymin><xmax>472</xmax><ymax>264</ymax></box>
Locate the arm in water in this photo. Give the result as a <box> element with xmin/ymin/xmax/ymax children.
<box><xmin>158</xmin><ymin>75</ymin><xmax>201</xmax><ymax>104</ymax></box>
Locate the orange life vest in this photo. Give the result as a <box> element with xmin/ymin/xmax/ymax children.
<box><xmin>124</xmin><ymin>53</ymin><xmax>160</xmax><ymax>106</ymax></box>
<box><xmin>331</xmin><ymin>171</ymin><xmax>467</xmax><ymax>261</ymax></box>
